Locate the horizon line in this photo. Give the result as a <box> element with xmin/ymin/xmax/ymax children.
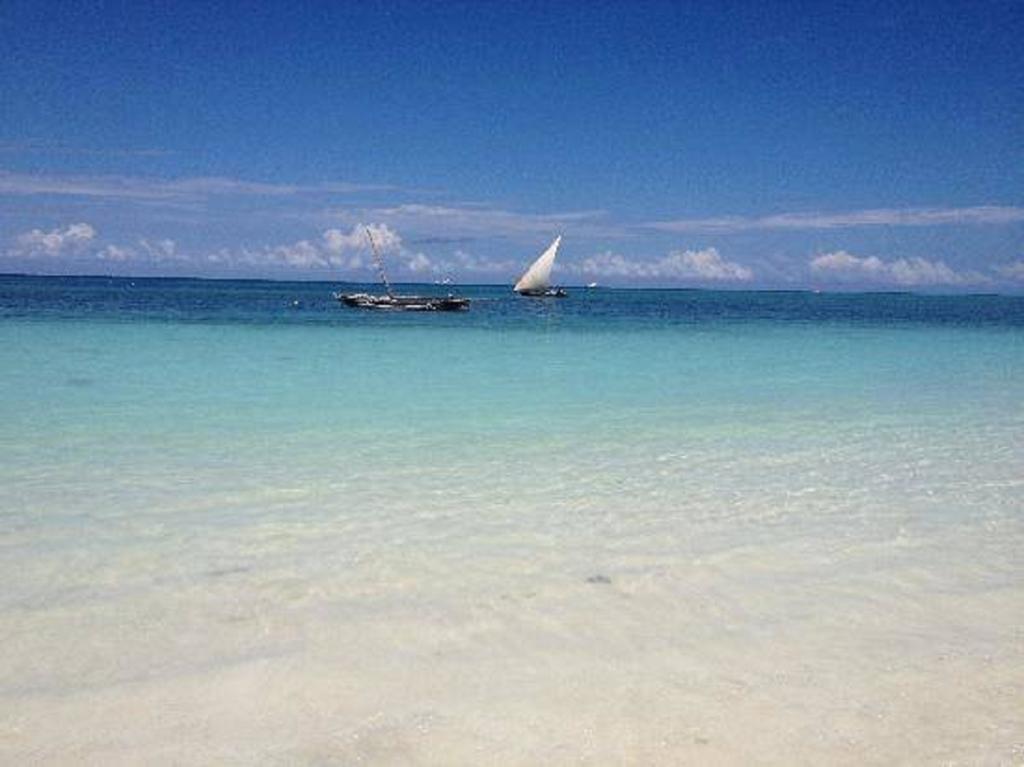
<box><xmin>1</xmin><ymin>271</ymin><xmax>1020</xmax><ymax>298</ymax></box>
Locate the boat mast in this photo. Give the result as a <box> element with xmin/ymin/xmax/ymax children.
<box><xmin>364</xmin><ymin>226</ymin><xmax>394</xmax><ymax>297</ymax></box>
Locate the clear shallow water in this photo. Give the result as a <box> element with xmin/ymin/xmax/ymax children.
<box><xmin>1</xmin><ymin>275</ymin><xmax>1022</xmax><ymax>764</ymax></box>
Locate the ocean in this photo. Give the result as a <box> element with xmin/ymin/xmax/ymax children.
<box><xmin>1</xmin><ymin>274</ymin><xmax>1022</xmax><ymax>764</ymax></box>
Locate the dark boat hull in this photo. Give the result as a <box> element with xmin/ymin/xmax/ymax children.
<box><xmin>515</xmin><ymin>288</ymin><xmax>567</xmax><ymax>298</ymax></box>
<box><xmin>335</xmin><ymin>292</ymin><xmax>470</xmax><ymax>311</ymax></box>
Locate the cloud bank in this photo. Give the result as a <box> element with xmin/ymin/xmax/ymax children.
<box><xmin>997</xmin><ymin>261</ymin><xmax>1024</xmax><ymax>281</ymax></box>
<box><xmin>14</xmin><ymin>223</ymin><xmax>96</xmax><ymax>256</ymax></box>
<box><xmin>320</xmin><ymin>203</ymin><xmax>625</xmax><ymax>240</ymax></box>
<box><xmin>6</xmin><ymin>219</ymin><xmax>1021</xmax><ymax>291</ymax></box>
<box><xmin>5</xmin><ymin>221</ymin><xmax>430</xmax><ymax>276</ymax></box>
<box><xmin>207</xmin><ymin>224</ymin><xmax>433</xmax><ymax>274</ymax></box>
<box><xmin>648</xmin><ymin>205</ymin><xmax>1024</xmax><ymax>233</ymax></box>
<box><xmin>573</xmin><ymin>247</ymin><xmax>753</xmax><ymax>281</ymax></box>
<box><xmin>0</xmin><ymin>170</ymin><xmax>395</xmax><ymax>202</ymax></box>
<box><xmin>809</xmin><ymin>250</ymin><xmax>989</xmax><ymax>287</ymax></box>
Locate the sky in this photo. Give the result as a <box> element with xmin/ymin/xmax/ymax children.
<box><xmin>1</xmin><ymin>0</ymin><xmax>1022</xmax><ymax>290</ymax></box>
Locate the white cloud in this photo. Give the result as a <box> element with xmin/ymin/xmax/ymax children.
<box><xmin>0</xmin><ymin>171</ymin><xmax>394</xmax><ymax>202</ymax></box>
<box><xmin>0</xmin><ymin>140</ymin><xmax>172</xmax><ymax>158</ymax></box>
<box><xmin>89</xmin><ymin>238</ymin><xmax>184</xmax><ymax>264</ymax></box>
<box><xmin>7</xmin><ymin>224</ymin><xmax>192</xmax><ymax>268</ymax></box>
<box><xmin>270</xmin><ymin>240</ymin><xmax>324</xmax><ymax>269</ymax></box>
<box><xmin>445</xmin><ymin>249</ymin><xmax>518</xmax><ymax>274</ymax></box>
<box><xmin>810</xmin><ymin>250</ymin><xmax>886</xmax><ymax>275</ymax></box>
<box><xmin>205</xmin><ymin>248</ymin><xmax>233</xmax><ymax>265</ymax></box>
<box><xmin>28</xmin><ymin>223</ymin><xmax>411</xmax><ymax>275</ymax></box>
<box><xmin>574</xmin><ymin>247</ymin><xmax>753</xmax><ymax>282</ymax></box>
<box><xmin>138</xmin><ymin>238</ymin><xmax>179</xmax><ymax>261</ymax></box>
<box><xmin>887</xmin><ymin>258</ymin><xmax>966</xmax><ymax>286</ymax></box>
<box><xmin>322</xmin><ymin>227</ymin><xmax>366</xmax><ymax>254</ymax></box>
<box><xmin>207</xmin><ymin>223</ymin><xmax>437</xmax><ymax>276</ymax></box>
<box><xmin>405</xmin><ymin>252</ymin><xmax>434</xmax><ymax>273</ymax></box>
<box><xmin>574</xmin><ymin>251</ymin><xmax>641</xmax><ymax>278</ymax></box>
<box><xmin>97</xmin><ymin>244</ymin><xmax>135</xmax><ymax>262</ymax></box>
<box><xmin>997</xmin><ymin>261</ymin><xmax>1024</xmax><ymax>281</ymax></box>
<box><xmin>322</xmin><ymin>223</ymin><xmax>401</xmax><ymax>256</ymax></box>
<box><xmin>647</xmin><ymin>205</ymin><xmax>1024</xmax><ymax>233</ymax></box>
<box><xmin>665</xmin><ymin>248</ymin><xmax>754</xmax><ymax>280</ymax></box>
<box><xmin>13</xmin><ymin>222</ymin><xmax>96</xmax><ymax>256</ymax></box>
<box><xmin>810</xmin><ymin>250</ymin><xmax>988</xmax><ymax>286</ymax></box>
<box><xmin>320</xmin><ymin>202</ymin><xmax>625</xmax><ymax>240</ymax></box>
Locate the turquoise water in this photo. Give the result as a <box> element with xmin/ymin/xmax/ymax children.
<box><xmin>1</xmin><ymin>276</ymin><xmax>1022</xmax><ymax>764</ymax></box>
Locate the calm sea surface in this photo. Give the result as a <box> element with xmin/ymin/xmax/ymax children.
<box><xmin>1</xmin><ymin>275</ymin><xmax>1022</xmax><ymax>764</ymax></box>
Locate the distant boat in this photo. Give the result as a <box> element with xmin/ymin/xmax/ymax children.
<box><xmin>335</xmin><ymin>228</ymin><xmax>470</xmax><ymax>311</ymax></box>
<box><xmin>514</xmin><ymin>236</ymin><xmax>567</xmax><ymax>297</ymax></box>
<box><xmin>586</xmin><ymin>282</ymin><xmax>598</xmax><ymax>289</ymax></box>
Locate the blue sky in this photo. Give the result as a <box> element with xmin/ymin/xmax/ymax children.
<box><xmin>1</xmin><ymin>0</ymin><xmax>1022</xmax><ymax>290</ymax></box>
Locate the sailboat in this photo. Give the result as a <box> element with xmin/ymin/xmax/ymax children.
<box><xmin>335</xmin><ymin>228</ymin><xmax>470</xmax><ymax>311</ymax></box>
<box><xmin>514</xmin><ymin>236</ymin><xmax>567</xmax><ymax>297</ymax></box>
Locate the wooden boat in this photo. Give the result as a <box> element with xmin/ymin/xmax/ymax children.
<box><xmin>336</xmin><ymin>292</ymin><xmax>469</xmax><ymax>311</ymax></box>
<box><xmin>336</xmin><ymin>228</ymin><xmax>470</xmax><ymax>311</ymax></box>
<box><xmin>514</xmin><ymin>236</ymin><xmax>567</xmax><ymax>297</ymax></box>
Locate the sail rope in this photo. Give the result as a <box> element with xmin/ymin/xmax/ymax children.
<box><xmin>365</xmin><ymin>226</ymin><xmax>394</xmax><ymax>297</ymax></box>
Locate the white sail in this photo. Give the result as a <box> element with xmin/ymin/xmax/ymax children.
<box><xmin>514</xmin><ymin>236</ymin><xmax>561</xmax><ymax>293</ymax></box>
